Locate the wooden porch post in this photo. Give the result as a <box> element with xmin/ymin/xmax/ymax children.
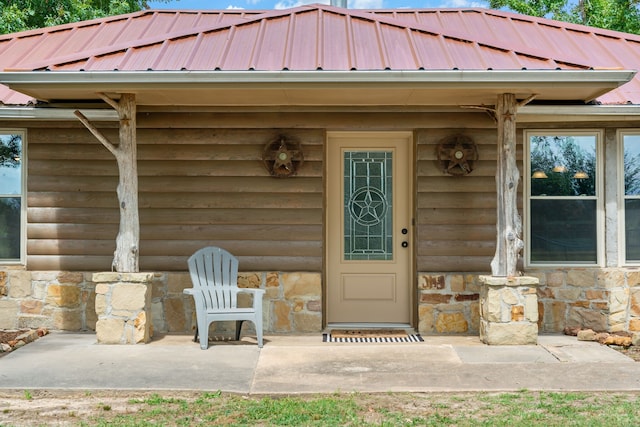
<box><xmin>75</xmin><ymin>93</ymin><xmax>139</xmax><ymax>273</ymax></box>
<box><xmin>490</xmin><ymin>93</ymin><xmax>523</xmax><ymax>277</ymax></box>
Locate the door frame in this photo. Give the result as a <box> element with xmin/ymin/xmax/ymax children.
<box><xmin>323</xmin><ymin>131</ymin><xmax>416</xmax><ymax>328</ymax></box>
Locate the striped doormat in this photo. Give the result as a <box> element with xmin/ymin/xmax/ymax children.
<box><xmin>323</xmin><ymin>329</ymin><xmax>424</xmax><ymax>343</ymax></box>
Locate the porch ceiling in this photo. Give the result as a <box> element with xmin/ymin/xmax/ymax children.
<box><xmin>0</xmin><ymin>70</ymin><xmax>634</xmax><ymax>107</ymax></box>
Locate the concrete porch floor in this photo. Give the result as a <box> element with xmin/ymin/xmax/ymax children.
<box><xmin>0</xmin><ymin>332</ymin><xmax>639</xmax><ymax>394</ymax></box>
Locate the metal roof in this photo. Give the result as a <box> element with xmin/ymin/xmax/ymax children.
<box><xmin>1</xmin><ymin>5</ymin><xmax>640</xmax><ymax>106</ymax></box>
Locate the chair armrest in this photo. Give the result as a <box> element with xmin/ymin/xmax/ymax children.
<box><xmin>183</xmin><ymin>288</ymin><xmax>195</xmax><ymax>296</ymax></box>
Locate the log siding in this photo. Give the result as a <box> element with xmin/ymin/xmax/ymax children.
<box><xmin>415</xmin><ymin>128</ymin><xmax>523</xmax><ymax>272</ymax></box>
<box><xmin>26</xmin><ymin>125</ymin><xmax>324</xmax><ymax>271</ymax></box>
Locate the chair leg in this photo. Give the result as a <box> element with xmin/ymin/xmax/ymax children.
<box><xmin>255</xmin><ymin>317</ymin><xmax>263</xmax><ymax>348</ymax></box>
<box><xmin>197</xmin><ymin>317</ymin><xmax>209</xmax><ymax>350</ymax></box>
<box><xmin>235</xmin><ymin>320</ymin><xmax>244</xmax><ymax>341</ymax></box>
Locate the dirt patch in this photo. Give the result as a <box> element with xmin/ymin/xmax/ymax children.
<box><xmin>617</xmin><ymin>344</ymin><xmax>640</xmax><ymax>362</ymax></box>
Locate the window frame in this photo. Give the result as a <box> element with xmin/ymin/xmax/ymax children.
<box><xmin>0</xmin><ymin>129</ymin><xmax>26</xmax><ymax>265</ymax></box>
<box><xmin>524</xmin><ymin>129</ymin><xmax>604</xmax><ymax>268</ymax></box>
<box><xmin>618</xmin><ymin>129</ymin><xmax>640</xmax><ymax>266</ymax></box>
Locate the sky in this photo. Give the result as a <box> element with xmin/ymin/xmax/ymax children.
<box><xmin>147</xmin><ymin>0</ymin><xmax>490</xmax><ymax>11</ymax></box>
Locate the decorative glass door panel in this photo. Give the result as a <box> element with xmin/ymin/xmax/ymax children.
<box><xmin>327</xmin><ymin>133</ymin><xmax>412</xmax><ymax>324</ymax></box>
<box><xmin>344</xmin><ymin>151</ymin><xmax>393</xmax><ymax>261</ymax></box>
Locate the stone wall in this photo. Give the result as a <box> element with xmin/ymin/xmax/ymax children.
<box><xmin>4</xmin><ymin>267</ymin><xmax>638</xmax><ymax>336</ymax></box>
<box><xmin>527</xmin><ymin>268</ymin><xmax>640</xmax><ymax>334</ymax></box>
<box><xmin>0</xmin><ymin>268</ymin><xmax>322</xmax><ymax>335</ymax></box>
<box><xmin>0</xmin><ymin>269</ymin><xmax>96</xmax><ymax>331</ymax></box>
<box><xmin>418</xmin><ymin>268</ymin><xmax>640</xmax><ymax>335</ymax></box>
<box><xmin>417</xmin><ymin>273</ymin><xmax>481</xmax><ymax>334</ymax></box>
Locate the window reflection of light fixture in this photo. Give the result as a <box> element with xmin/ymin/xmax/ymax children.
<box><xmin>573</xmin><ymin>171</ymin><xmax>589</xmax><ymax>179</ymax></box>
<box><xmin>13</xmin><ymin>156</ymin><xmax>20</xmax><ymax>162</ymax></box>
<box><xmin>552</xmin><ymin>165</ymin><xmax>566</xmax><ymax>173</ymax></box>
<box><xmin>532</xmin><ymin>170</ymin><xmax>548</xmax><ymax>179</ymax></box>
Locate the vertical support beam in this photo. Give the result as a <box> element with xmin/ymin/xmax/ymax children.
<box><xmin>75</xmin><ymin>93</ymin><xmax>139</xmax><ymax>272</ymax></box>
<box><xmin>604</xmin><ymin>127</ymin><xmax>619</xmax><ymax>267</ymax></box>
<box><xmin>491</xmin><ymin>93</ymin><xmax>523</xmax><ymax>277</ymax></box>
<box><xmin>113</xmin><ymin>93</ymin><xmax>139</xmax><ymax>273</ymax></box>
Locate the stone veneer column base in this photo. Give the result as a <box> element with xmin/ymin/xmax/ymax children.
<box><xmin>479</xmin><ymin>275</ymin><xmax>540</xmax><ymax>345</ymax></box>
<box><xmin>93</xmin><ymin>272</ymin><xmax>153</xmax><ymax>344</ymax></box>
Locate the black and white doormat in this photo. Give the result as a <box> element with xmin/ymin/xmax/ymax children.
<box><xmin>322</xmin><ymin>329</ymin><xmax>424</xmax><ymax>343</ymax></box>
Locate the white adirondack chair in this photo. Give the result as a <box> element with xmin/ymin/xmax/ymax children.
<box><xmin>184</xmin><ymin>247</ymin><xmax>265</xmax><ymax>349</ymax></box>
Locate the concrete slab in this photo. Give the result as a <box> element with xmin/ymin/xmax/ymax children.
<box><xmin>2</xmin><ymin>332</ymin><xmax>640</xmax><ymax>394</ymax></box>
<box><xmin>454</xmin><ymin>345</ymin><xmax>559</xmax><ymax>364</ymax></box>
<box><xmin>252</xmin><ymin>342</ymin><xmax>462</xmax><ymax>394</ymax></box>
<box><xmin>537</xmin><ymin>335</ymin><xmax>636</xmax><ymax>363</ymax></box>
<box><xmin>0</xmin><ymin>333</ymin><xmax>259</xmax><ymax>393</ymax></box>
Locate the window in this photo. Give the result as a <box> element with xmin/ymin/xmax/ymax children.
<box><xmin>0</xmin><ymin>131</ymin><xmax>24</xmax><ymax>262</ymax></box>
<box><xmin>525</xmin><ymin>131</ymin><xmax>602</xmax><ymax>265</ymax></box>
<box><xmin>621</xmin><ymin>132</ymin><xmax>640</xmax><ymax>264</ymax></box>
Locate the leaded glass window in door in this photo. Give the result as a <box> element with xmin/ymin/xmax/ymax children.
<box><xmin>344</xmin><ymin>151</ymin><xmax>392</xmax><ymax>260</ymax></box>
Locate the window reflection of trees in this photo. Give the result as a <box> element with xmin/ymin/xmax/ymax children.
<box><xmin>0</xmin><ymin>133</ymin><xmax>22</xmax><ymax>259</ymax></box>
<box><xmin>624</xmin><ymin>137</ymin><xmax>640</xmax><ymax>261</ymax></box>
<box><xmin>530</xmin><ymin>136</ymin><xmax>596</xmax><ymax>197</ymax></box>
<box><xmin>0</xmin><ymin>134</ymin><xmax>21</xmax><ymax>168</ymax></box>
<box><xmin>624</xmin><ymin>149</ymin><xmax>640</xmax><ymax>196</ymax></box>
<box><xmin>529</xmin><ymin>135</ymin><xmax>598</xmax><ymax>263</ymax></box>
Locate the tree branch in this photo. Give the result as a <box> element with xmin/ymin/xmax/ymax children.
<box><xmin>74</xmin><ymin>110</ymin><xmax>118</xmax><ymax>157</ymax></box>
<box><xmin>98</xmin><ymin>92</ymin><xmax>120</xmax><ymax>111</ymax></box>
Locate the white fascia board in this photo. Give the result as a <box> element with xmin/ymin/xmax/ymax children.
<box><xmin>519</xmin><ymin>104</ymin><xmax>640</xmax><ymax>115</ymax></box>
<box><xmin>0</xmin><ymin>107</ymin><xmax>117</xmax><ymax>120</ymax></box>
<box><xmin>0</xmin><ymin>69</ymin><xmax>635</xmax><ymax>87</ymax></box>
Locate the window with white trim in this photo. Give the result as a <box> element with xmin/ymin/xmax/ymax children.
<box><xmin>525</xmin><ymin>131</ymin><xmax>602</xmax><ymax>265</ymax></box>
<box><xmin>621</xmin><ymin>132</ymin><xmax>640</xmax><ymax>264</ymax></box>
<box><xmin>0</xmin><ymin>131</ymin><xmax>24</xmax><ymax>262</ymax></box>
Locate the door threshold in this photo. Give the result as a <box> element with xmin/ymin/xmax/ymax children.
<box><xmin>326</xmin><ymin>322</ymin><xmax>413</xmax><ymax>332</ymax></box>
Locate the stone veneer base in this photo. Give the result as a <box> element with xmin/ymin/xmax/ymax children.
<box><xmin>93</xmin><ymin>272</ymin><xmax>153</xmax><ymax>344</ymax></box>
<box><xmin>479</xmin><ymin>275</ymin><xmax>540</xmax><ymax>345</ymax></box>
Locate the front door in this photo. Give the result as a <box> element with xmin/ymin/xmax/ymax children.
<box><xmin>327</xmin><ymin>132</ymin><xmax>413</xmax><ymax>324</ymax></box>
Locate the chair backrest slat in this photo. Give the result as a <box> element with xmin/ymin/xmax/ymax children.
<box><xmin>188</xmin><ymin>247</ymin><xmax>240</xmax><ymax>310</ymax></box>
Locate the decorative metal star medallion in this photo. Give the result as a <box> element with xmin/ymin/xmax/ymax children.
<box><xmin>262</xmin><ymin>137</ymin><xmax>304</xmax><ymax>177</ymax></box>
<box><xmin>349</xmin><ymin>187</ymin><xmax>388</xmax><ymax>226</ymax></box>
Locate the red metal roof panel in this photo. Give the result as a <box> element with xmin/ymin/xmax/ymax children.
<box><xmin>2</xmin><ymin>6</ymin><xmax>640</xmax><ymax>105</ymax></box>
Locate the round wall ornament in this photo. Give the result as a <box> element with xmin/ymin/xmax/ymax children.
<box><xmin>436</xmin><ymin>134</ymin><xmax>478</xmax><ymax>176</ymax></box>
<box><xmin>262</xmin><ymin>137</ymin><xmax>304</xmax><ymax>178</ymax></box>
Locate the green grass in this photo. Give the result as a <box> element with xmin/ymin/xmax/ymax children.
<box><xmin>14</xmin><ymin>390</ymin><xmax>635</xmax><ymax>426</ymax></box>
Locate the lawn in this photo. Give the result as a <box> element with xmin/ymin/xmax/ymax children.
<box><xmin>0</xmin><ymin>389</ymin><xmax>638</xmax><ymax>426</ymax></box>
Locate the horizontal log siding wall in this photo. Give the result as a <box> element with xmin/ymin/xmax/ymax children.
<box><xmin>26</xmin><ymin>126</ymin><xmax>324</xmax><ymax>271</ymax></box>
<box><xmin>415</xmin><ymin>128</ymin><xmax>523</xmax><ymax>272</ymax></box>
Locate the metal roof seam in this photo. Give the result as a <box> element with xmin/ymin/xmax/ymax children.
<box><xmin>346</xmin><ymin>15</ymin><xmax>357</xmax><ymax>71</ymax></box>
<box><xmin>374</xmin><ymin>21</ymin><xmax>391</xmax><ymax>70</ymax></box>
<box><xmin>216</xmin><ymin>26</ymin><xmax>237</xmax><ymax>71</ymax></box>
<box><xmin>249</xmin><ymin>19</ymin><xmax>268</xmax><ymax>71</ymax></box>
<box><xmin>404</xmin><ymin>28</ymin><xmax>424</xmax><ymax>70</ymax></box>
<box><xmin>151</xmin><ymin>40</ymin><xmax>173</xmax><ymax>71</ymax></box>
<box><xmin>316</xmin><ymin>9</ymin><xmax>324</xmax><ymax>70</ymax></box>
<box><xmin>281</xmin><ymin>11</ymin><xmax>296</xmax><ymax>71</ymax></box>
<box><xmin>182</xmin><ymin>33</ymin><xmax>205</xmax><ymax>71</ymax></box>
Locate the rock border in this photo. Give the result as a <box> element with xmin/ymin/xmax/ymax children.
<box><xmin>0</xmin><ymin>328</ymin><xmax>49</xmax><ymax>354</ymax></box>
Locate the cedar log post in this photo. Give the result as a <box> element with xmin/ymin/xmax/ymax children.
<box><xmin>490</xmin><ymin>93</ymin><xmax>523</xmax><ymax>277</ymax></box>
<box><xmin>74</xmin><ymin>93</ymin><xmax>139</xmax><ymax>273</ymax></box>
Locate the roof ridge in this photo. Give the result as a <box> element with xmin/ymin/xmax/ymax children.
<box><xmin>8</xmin><ymin>5</ymin><xmax>595</xmax><ymax>72</ymax></box>
<box><xmin>465</xmin><ymin>7</ymin><xmax>640</xmax><ymax>42</ymax></box>
<box><xmin>0</xmin><ymin>9</ymin><xmax>151</xmax><ymax>41</ymax></box>
<box><xmin>7</xmin><ymin>7</ymin><xmax>313</xmax><ymax>71</ymax></box>
<box><xmin>349</xmin><ymin>7</ymin><xmax>593</xmax><ymax>69</ymax></box>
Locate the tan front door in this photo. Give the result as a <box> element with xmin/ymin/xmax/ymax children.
<box><xmin>327</xmin><ymin>132</ymin><xmax>413</xmax><ymax>324</ymax></box>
